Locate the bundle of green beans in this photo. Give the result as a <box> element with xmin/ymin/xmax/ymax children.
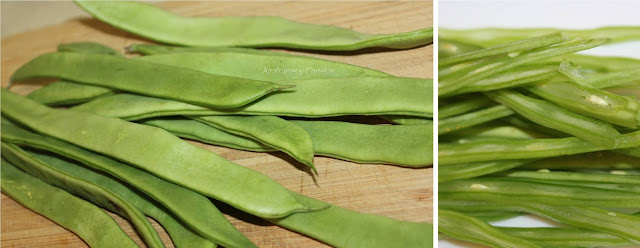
<box><xmin>438</xmin><ymin>28</ymin><xmax>640</xmax><ymax>247</ymax></box>
<box><xmin>2</xmin><ymin>1</ymin><xmax>432</xmax><ymax>248</ymax></box>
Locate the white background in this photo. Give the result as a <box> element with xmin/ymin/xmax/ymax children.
<box><xmin>439</xmin><ymin>1</ymin><xmax>640</xmax><ymax>247</ymax></box>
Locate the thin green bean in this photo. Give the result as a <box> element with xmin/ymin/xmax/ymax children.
<box><xmin>0</xmin><ymin>119</ymin><xmax>256</xmax><ymax>248</ymax></box>
<box><xmin>439</xmin><ymin>94</ymin><xmax>492</xmax><ymax>119</ymax></box>
<box><xmin>1</xmin><ymin>160</ymin><xmax>139</xmax><ymax>248</ymax></box>
<box><xmin>503</xmin><ymin>170</ymin><xmax>640</xmax><ymax>184</ymax></box>
<box><xmin>75</xmin><ymin>1</ymin><xmax>432</xmax><ymax>51</ymax></box>
<box><xmin>439</xmin><ymin>105</ymin><xmax>514</xmax><ymax>135</ymax></box>
<box><xmin>438</xmin><ymin>160</ymin><xmax>530</xmax><ymax>182</ymax></box>
<box><xmin>58</xmin><ymin>42</ymin><xmax>123</xmax><ymax>56</ymax></box>
<box><xmin>11</xmin><ymin>52</ymin><xmax>290</xmax><ymax>108</ymax></box>
<box><xmin>487</xmin><ymin>90</ymin><xmax>621</xmax><ymax>148</ymax></box>
<box><xmin>454</xmin><ymin>65</ymin><xmax>558</xmax><ymax>94</ymax></box>
<box><xmin>522</xmin><ymin>151</ymin><xmax>640</xmax><ymax>170</ymax></box>
<box><xmin>439</xmin><ymin>209</ymin><xmax>541</xmax><ymax>248</ymax></box>
<box><xmin>1</xmin><ymin>89</ymin><xmax>328</xmax><ymax>218</ymax></box>
<box><xmin>500</xmin><ymin>227</ymin><xmax>633</xmax><ymax>248</ymax></box>
<box><xmin>464</xmin><ymin>211</ymin><xmax>524</xmax><ymax>222</ymax></box>
<box><xmin>2</xmin><ymin>143</ymin><xmax>166</xmax><ymax>248</ymax></box>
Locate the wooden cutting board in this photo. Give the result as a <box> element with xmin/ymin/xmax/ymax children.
<box><xmin>0</xmin><ymin>1</ymin><xmax>433</xmax><ymax>247</ymax></box>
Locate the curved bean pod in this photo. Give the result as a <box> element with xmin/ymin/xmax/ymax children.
<box><xmin>0</xmin><ymin>119</ymin><xmax>255</xmax><ymax>248</ymax></box>
<box><xmin>75</xmin><ymin>1</ymin><xmax>432</xmax><ymax>51</ymax></box>
<box><xmin>73</xmin><ymin>77</ymin><xmax>432</xmax><ymax>120</ymax></box>
<box><xmin>1</xmin><ymin>160</ymin><xmax>139</xmax><ymax>248</ymax></box>
<box><xmin>379</xmin><ymin>115</ymin><xmax>432</xmax><ymax>125</ymax></box>
<box><xmin>195</xmin><ymin>115</ymin><xmax>316</xmax><ymax>172</ymax></box>
<box><xmin>57</xmin><ymin>42</ymin><xmax>123</xmax><ymax>56</ymax></box>
<box><xmin>2</xmin><ymin>143</ymin><xmax>166</xmax><ymax>248</ymax></box>
<box><xmin>291</xmin><ymin>120</ymin><xmax>433</xmax><ymax>166</ymax></box>
<box><xmin>1</xmin><ymin>89</ymin><xmax>328</xmax><ymax>218</ymax></box>
<box><xmin>141</xmin><ymin>117</ymin><xmax>274</xmax><ymax>152</ymax></box>
<box><xmin>439</xmin><ymin>209</ymin><xmax>541</xmax><ymax>248</ymax></box>
<box><xmin>11</xmin><ymin>52</ymin><xmax>290</xmax><ymax>108</ymax></box>
<box><xmin>24</xmin><ymin>148</ymin><xmax>216</xmax><ymax>248</ymax></box>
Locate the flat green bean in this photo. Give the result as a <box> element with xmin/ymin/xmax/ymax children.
<box><xmin>440</xmin><ymin>177</ymin><xmax>640</xmax><ymax>208</ymax></box>
<box><xmin>380</xmin><ymin>115</ymin><xmax>432</xmax><ymax>125</ymax></box>
<box><xmin>11</xmin><ymin>52</ymin><xmax>290</xmax><ymax>108</ymax></box>
<box><xmin>487</xmin><ymin>90</ymin><xmax>621</xmax><ymax>148</ymax></box>
<box><xmin>75</xmin><ymin>1</ymin><xmax>432</xmax><ymax>51</ymax></box>
<box><xmin>24</xmin><ymin>148</ymin><xmax>216</xmax><ymax>248</ymax></box>
<box><xmin>439</xmin><ymin>105</ymin><xmax>514</xmax><ymax>134</ymax></box>
<box><xmin>73</xmin><ymin>77</ymin><xmax>432</xmax><ymax>119</ymax></box>
<box><xmin>291</xmin><ymin>120</ymin><xmax>433</xmax><ymax>166</ymax></box>
<box><xmin>270</xmin><ymin>192</ymin><xmax>432</xmax><ymax>248</ymax></box>
<box><xmin>440</xmin><ymin>200</ymin><xmax>640</xmax><ymax>244</ymax></box>
<box><xmin>2</xmin><ymin>143</ymin><xmax>165</xmax><ymax>248</ymax></box>
<box><xmin>1</xmin><ymin>89</ymin><xmax>328</xmax><ymax>218</ymax></box>
<box><xmin>528</xmin><ymin>80</ymin><xmax>639</xmax><ymax>128</ymax></box>
<box><xmin>440</xmin><ymin>26</ymin><xmax>640</xmax><ymax>47</ymax></box>
<box><xmin>0</xmin><ymin>119</ymin><xmax>255</xmax><ymax>248</ymax></box>
<box><xmin>195</xmin><ymin>115</ymin><xmax>316</xmax><ymax>172</ymax></box>
<box><xmin>1</xmin><ymin>160</ymin><xmax>139</xmax><ymax>248</ymax></box>
<box><xmin>439</xmin><ymin>209</ymin><xmax>541</xmax><ymax>248</ymax></box>
<box><xmin>27</xmin><ymin>42</ymin><xmax>121</xmax><ymax>106</ymax></box>
<box><xmin>140</xmin><ymin>117</ymin><xmax>274</xmax><ymax>152</ymax></box>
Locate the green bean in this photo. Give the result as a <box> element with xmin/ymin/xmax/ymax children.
<box><xmin>74</xmin><ymin>1</ymin><xmax>432</xmax><ymax>51</ymax></box>
<box><xmin>438</xmin><ymin>209</ymin><xmax>542</xmax><ymax>248</ymax></box>
<box><xmin>442</xmin><ymin>124</ymin><xmax>545</xmax><ymax>142</ymax></box>
<box><xmin>439</xmin><ymin>105</ymin><xmax>514</xmax><ymax>135</ymax></box>
<box><xmin>439</xmin><ymin>38</ymin><xmax>608</xmax><ymax>95</ymax></box>
<box><xmin>379</xmin><ymin>115</ymin><xmax>432</xmax><ymax>125</ymax></box>
<box><xmin>127</xmin><ymin>44</ymin><xmax>309</xmax><ymax>56</ymax></box>
<box><xmin>270</xmin><ymin>192</ymin><xmax>432</xmax><ymax>248</ymax></box>
<box><xmin>27</xmin><ymin>42</ymin><xmax>121</xmax><ymax>106</ymax></box>
<box><xmin>440</xmin><ymin>200</ymin><xmax>640</xmax><ymax>244</ymax></box>
<box><xmin>440</xmin><ymin>26</ymin><xmax>640</xmax><ymax>47</ymax></box>
<box><xmin>503</xmin><ymin>170</ymin><xmax>640</xmax><ymax>184</ymax></box>
<box><xmin>11</xmin><ymin>52</ymin><xmax>290</xmax><ymax>108</ymax></box>
<box><xmin>140</xmin><ymin>117</ymin><xmax>274</xmax><ymax>152</ymax></box>
<box><xmin>499</xmin><ymin>227</ymin><xmax>633</xmax><ymax>248</ymax></box>
<box><xmin>73</xmin><ymin>77</ymin><xmax>432</xmax><ymax>120</ymax></box>
<box><xmin>522</xmin><ymin>151</ymin><xmax>640</xmax><ymax>170</ymax></box>
<box><xmin>550</xmin><ymin>54</ymin><xmax>640</xmax><ymax>73</ymax></box>
<box><xmin>439</xmin><ymin>33</ymin><xmax>563</xmax><ymax>67</ymax></box>
<box><xmin>1</xmin><ymin>143</ymin><xmax>165</xmax><ymax>248</ymax></box>
<box><xmin>454</xmin><ymin>65</ymin><xmax>558</xmax><ymax>94</ymax></box>
<box><xmin>1</xmin><ymin>160</ymin><xmax>139</xmax><ymax>248</ymax></box>
<box><xmin>440</xmin><ymin>177</ymin><xmax>640</xmax><ymax>208</ymax></box>
<box><xmin>557</xmin><ymin>59</ymin><xmax>593</xmax><ymax>87</ymax></box>
<box><xmin>23</xmin><ymin>148</ymin><xmax>216</xmax><ymax>248</ymax></box>
<box><xmin>528</xmin><ymin>80</ymin><xmax>639</xmax><ymax>128</ymax></box>
<box><xmin>291</xmin><ymin>120</ymin><xmax>433</xmax><ymax>166</ymax></box>
<box><xmin>439</xmin><ymin>94</ymin><xmax>492</xmax><ymax>119</ymax></box>
<box><xmin>0</xmin><ymin>118</ymin><xmax>256</xmax><ymax>248</ymax></box>
<box><xmin>438</xmin><ymin>160</ymin><xmax>530</xmax><ymax>182</ymax></box>
<box><xmin>194</xmin><ymin>115</ymin><xmax>316</xmax><ymax>172</ymax></box>
<box><xmin>439</xmin><ymin>130</ymin><xmax>640</xmax><ymax>165</ymax></box>
<box><xmin>589</xmin><ymin>67</ymin><xmax>640</xmax><ymax>89</ymax></box>
<box><xmin>503</xmin><ymin>177</ymin><xmax>640</xmax><ymax>194</ymax></box>
<box><xmin>1</xmin><ymin>89</ymin><xmax>328</xmax><ymax>219</ymax></box>
<box><xmin>58</xmin><ymin>42</ymin><xmax>123</xmax><ymax>56</ymax></box>
<box><xmin>487</xmin><ymin>90</ymin><xmax>621</xmax><ymax>148</ymax></box>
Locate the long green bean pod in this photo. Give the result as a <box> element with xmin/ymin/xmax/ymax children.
<box><xmin>500</xmin><ymin>227</ymin><xmax>633</xmax><ymax>248</ymax></box>
<box><xmin>439</xmin><ymin>160</ymin><xmax>530</xmax><ymax>182</ymax></box>
<box><xmin>1</xmin><ymin>89</ymin><xmax>328</xmax><ymax>219</ymax></box>
<box><xmin>75</xmin><ymin>1</ymin><xmax>432</xmax><ymax>51</ymax></box>
<box><xmin>439</xmin><ymin>94</ymin><xmax>492</xmax><ymax>118</ymax></box>
<box><xmin>439</xmin><ymin>209</ymin><xmax>542</xmax><ymax>248</ymax></box>
<box><xmin>1</xmin><ymin>160</ymin><xmax>139</xmax><ymax>248</ymax></box>
<box><xmin>0</xmin><ymin>118</ymin><xmax>261</xmax><ymax>248</ymax></box>
<box><xmin>439</xmin><ymin>105</ymin><xmax>514</xmax><ymax>134</ymax></box>
<box><xmin>487</xmin><ymin>90</ymin><xmax>621</xmax><ymax>147</ymax></box>
<box><xmin>1</xmin><ymin>143</ymin><xmax>166</xmax><ymax>248</ymax></box>
<box><xmin>502</xmin><ymin>170</ymin><xmax>640</xmax><ymax>184</ymax></box>
<box><xmin>455</xmin><ymin>65</ymin><xmax>558</xmax><ymax>94</ymax></box>
<box><xmin>11</xmin><ymin>52</ymin><xmax>290</xmax><ymax>108</ymax></box>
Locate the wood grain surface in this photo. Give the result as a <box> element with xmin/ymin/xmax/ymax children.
<box><xmin>0</xmin><ymin>1</ymin><xmax>433</xmax><ymax>247</ymax></box>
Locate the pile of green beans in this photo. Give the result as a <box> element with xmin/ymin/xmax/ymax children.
<box><xmin>2</xmin><ymin>1</ymin><xmax>432</xmax><ymax>247</ymax></box>
<box><xmin>438</xmin><ymin>29</ymin><xmax>640</xmax><ymax>247</ymax></box>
